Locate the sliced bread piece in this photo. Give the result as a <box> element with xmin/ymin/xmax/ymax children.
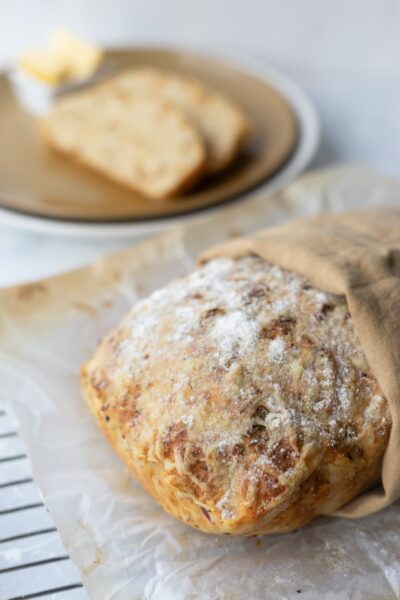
<box><xmin>107</xmin><ymin>68</ymin><xmax>250</xmax><ymax>173</ymax></box>
<box><xmin>41</xmin><ymin>87</ymin><xmax>207</xmax><ymax>199</ymax></box>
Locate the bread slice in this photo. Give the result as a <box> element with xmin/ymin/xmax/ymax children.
<box><xmin>41</xmin><ymin>86</ymin><xmax>207</xmax><ymax>199</ymax></box>
<box><xmin>107</xmin><ymin>68</ymin><xmax>250</xmax><ymax>173</ymax></box>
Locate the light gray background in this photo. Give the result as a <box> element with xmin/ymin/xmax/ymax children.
<box><xmin>0</xmin><ymin>0</ymin><xmax>400</xmax><ymax>284</ymax></box>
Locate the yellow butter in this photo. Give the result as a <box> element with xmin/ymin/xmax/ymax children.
<box><xmin>49</xmin><ymin>30</ymin><xmax>103</xmax><ymax>80</ymax></box>
<box><xmin>19</xmin><ymin>50</ymin><xmax>68</xmax><ymax>85</ymax></box>
<box><xmin>19</xmin><ymin>31</ymin><xmax>103</xmax><ymax>86</ymax></box>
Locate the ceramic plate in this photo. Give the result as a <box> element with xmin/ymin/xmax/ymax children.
<box><xmin>0</xmin><ymin>47</ymin><xmax>319</xmax><ymax>237</ymax></box>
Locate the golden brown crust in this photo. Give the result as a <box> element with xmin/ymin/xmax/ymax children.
<box><xmin>81</xmin><ymin>256</ymin><xmax>390</xmax><ymax>535</ymax></box>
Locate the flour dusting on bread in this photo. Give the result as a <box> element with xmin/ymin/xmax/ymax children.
<box><xmin>82</xmin><ymin>256</ymin><xmax>390</xmax><ymax>535</ymax></box>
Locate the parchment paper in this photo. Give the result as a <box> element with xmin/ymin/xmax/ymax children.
<box><xmin>1</xmin><ymin>166</ymin><xmax>400</xmax><ymax>600</ymax></box>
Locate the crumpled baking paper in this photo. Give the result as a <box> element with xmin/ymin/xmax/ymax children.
<box><xmin>1</xmin><ymin>166</ymin><xmax>400</xmax><ymax>600</ymax></box>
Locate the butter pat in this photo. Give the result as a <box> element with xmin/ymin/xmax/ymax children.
<box><xmin>13</xmin><ymin>31</ymin><xmax>105</xmax><ymax>115</ymax></box>
<box><xmin>49</xmin><ymin>30</ymin><xmax>104</xmax><ymax>81</ymax></box>
<box><xmin>19</xmin><ymin>49</ymin><xmax>68</xmax><ymax>85</ymax></box>
<box><xmin>19</xmin><ymin>30</ymin><xmax>103</xmax><ymax>85</ymax></box>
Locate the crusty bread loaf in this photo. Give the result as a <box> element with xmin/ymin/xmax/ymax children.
<box><xmin>41</xmin><ymin>87</ymin><xmax>207</xmax><ymax>199</ymax></box>
<box><xmin>107</xmin><ymin>68</ymin><xmax>250</xmax><ymax>173</ymax></box>
<box><xmin>81</xmin><ymin>256</ymin><xmax>390</xmax><ymax>535</ymax></box>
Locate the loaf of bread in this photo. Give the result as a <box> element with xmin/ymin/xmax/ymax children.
<box><xmin>107</xmin><ymin>68</ymin><xmax>250</xmax><ymax>173</ymax></box>
<box><xmin>41</xmin><ymin>88</ymin><xmax>207</xmax><ymax>199</ymax></box>
<box><xmin>81</xmin><ymin>255</ymin><xmax>390</xmax><ymax>535</ymax></box>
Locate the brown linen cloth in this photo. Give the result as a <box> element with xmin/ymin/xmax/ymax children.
<box><xmin>200</xmin><ymin>208</ymin><xmax>400</xmax><ymax>517</ymax></box>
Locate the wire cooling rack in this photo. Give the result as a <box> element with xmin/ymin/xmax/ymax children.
<box><xmin>0</xmin><ymin>403</ymin><xmax>88</xmax><ymax>600</ymax></box>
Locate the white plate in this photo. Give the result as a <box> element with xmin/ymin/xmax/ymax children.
<box><xmin>0</xmin><ymin>48</ymin><xmax>319</xmax><ymax>239</ymax></box>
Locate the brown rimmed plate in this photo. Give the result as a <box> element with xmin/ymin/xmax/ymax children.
<box><xmin>0</xmin><ymin>47</ymin><xmax>304</xmax><ymax>226</ymax></box>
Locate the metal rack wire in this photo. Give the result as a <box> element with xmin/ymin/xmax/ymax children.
<box><xmin>0</xmin><ymin>405</ymin><xmax>87</xmax><ymax>600</ymax></box>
